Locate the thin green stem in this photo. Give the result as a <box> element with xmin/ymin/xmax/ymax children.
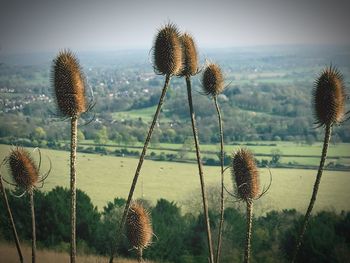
<box><xmin>0</xmin><ymin>176</ymin><xmax>24</xmax><ymax>263</ymax></box>
<box><xmin>29</xmin><ymin>190</ymin><xmax>36</xmax><ymax>263</ymax></box>
<box><xmin>186</xmin><ymin>75</ymin><xmax>214</xmax><ymax>263</ymax></box>
<box><xmin>292</xmin><ymin>124</ymin><xmax>332</xmax><ymax>262</ymax></box>
<box><xmin>70</xmin><ymin>116</ymin><xmax>78</xmax><ymax>263</ymax></box>
<box><xmin>110</xmin><ymin>74</ymin><xmax>171</xmax><ymax>263</ymax></box>
<box><xmin>245</xmin><ymin>200</ymin><xmax>253</xmax><ymax>263</ymax></box>
<box><xmin>214</xmin><ymin>96</ymin><xmax>224</xmax><ymax>263</ymax></box>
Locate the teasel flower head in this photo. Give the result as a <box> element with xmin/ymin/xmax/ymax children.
<box><xmin>202</xmin><ymin>63</ymin><xmax>224</xmax><ymax>97</ymax></box>
<box><xmin>126</xmin><ymin>202</ymin><xmax>153</xmax><ymax>251</ymax></box>
<box><xmin>153</xmin><ymin>23</ymin><xmax>183</xmax><ymax>76</ymax></box>
<box><xmin>178</xmin><ymin>33</ymin><xmax>198</xmax><ymax>77</ymax></box>
<box><xmin>2</xmin><ymin>147</ymin><xmax>51</xmax><ymax>194</ymax></box>
<box><xmin>52</xmin><ymin>50</ymin><xmax>87</xmax><ymax>117</ymax></box>
<box><xmin>231</xmin><ymin>148</ymin><xmax>259</xmax><ymax>201</ymax></box>
<box><xmin>313</xmin><ymin>65</ymin><xmax>347</xmax><ymax>127</ymax></box>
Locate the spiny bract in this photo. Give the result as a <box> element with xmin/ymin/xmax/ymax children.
<box><xmin>7</xmin><ymin>148</ymin><xmax>39</xmax><ymax>190</ymax></box>
<box><xmin>153</xmin><ymin>23</ymin><xmax>182</xmax><ymax>76</ymax></box>
<box><xmin>179</xmin><ymin>33</ymin><xmax>198</xmax><ymax>77</ymax></box>
<box><xmin>231</xmin><ymin>148</ymin><xmax>259</xmax><ymax>201</ymax></box>
<box><xmin>126</xmin><ymin>202</ymin><xmax>153</xmax><ymax>250</ymax></box>
<box><xmin>202</xmin><ymin>63</ymin><xmax>224</xmax><ymax>97</ymax></box>
<box><xmin>313</xmin><ymin>66</ymin><xmax>346</xmax><ymax>127</ymax></box>
<box><xmin>52</xmin><ymin>50</ymin><xmax>87</xmax><ymax>117</ymax></box>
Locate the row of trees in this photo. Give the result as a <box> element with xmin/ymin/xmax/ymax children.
<box><xmin>0</xmin><ymin>186</ymin><xmax>348</xmax><ymax>263</ymax></box>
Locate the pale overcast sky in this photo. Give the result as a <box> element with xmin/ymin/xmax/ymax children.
<box><xmin>0</xmin><ymin>0</ymin><xmax>349</xmax><ymax>53</ymax></box>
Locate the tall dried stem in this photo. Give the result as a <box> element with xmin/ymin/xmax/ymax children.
<box><xmin>186</xmin><ymin>75</ymin><xmax>214</xmax><ymax>263</ymax></box>
<box><xmin>110</xmin><ymin>75</ymin><xmax>171</xmax><ymax>263</ymax></box>
<box><xmin>214</xmin><ymin>96</ymin><xmax>224</xmax><ymax>263</ymax></box>
<box><xmin>0</xmin><ymin>175</ymin><xmax>23</xmax><ymax>263</ymax></box>
<box><xmin>292</xmin><ymin>124</ymin><xmax>332</xmax><ymax>262</ymax></box>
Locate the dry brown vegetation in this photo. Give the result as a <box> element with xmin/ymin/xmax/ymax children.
<box><xmin>0</xmin><ymin>243</ymin><xmax>155</xmax><ymax>263</ymax></box>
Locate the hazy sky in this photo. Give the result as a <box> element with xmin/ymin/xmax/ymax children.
<box><xmin>0</xmin><ymin>0</ymin><xmax>349</xmax><ymax>53</ymax></box>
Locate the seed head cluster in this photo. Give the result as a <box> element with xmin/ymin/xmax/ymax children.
<box><xmin>232</xmin><ymin>148</ymin><xmax>259</xmax><ymax>201</ymax></box>
<box><xmin>7</xmin><ymin>148</ymin><xmax>39</xmax><ymax>191</ymax></box>
<box><xmin>179</xmin><ymin>33</ymin><xmax>198</xmax><ymax>77</ymax></box>
<box><xmin>153</xmin><ymin>23</ymin><xmax>182</xmax><ymax>76</ymax></box>
<box><xmin>126</xmin><ymin>203</ymin><xmax>153</xmax><ymax>250</ymax></box>
<box><xmin>202</xmin><ymin>63</ymin><xmax>224</xmax><ymax>97</ymax></box>
<box><xmin>52</xmin><ymin>50</ymin><xmax>87</xmax><ymax>117</ymax></box>
<box><xmin>313</xmin><ymin>66</ymin><xmax>346</xmax><ymax>127</ymax></box>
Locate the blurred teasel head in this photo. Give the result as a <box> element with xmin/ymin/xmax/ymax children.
<box><xmin>202</xmin><ymin>63</ymin><xmax>224</xmax><ymax>97</ymax></box>
<box><xmin>179</xmin><ymin>33</ymin><xmax>198</xmax><ymax>77</ymax></box>
<box><xmin>52</xmin><ymin>50</ymin><xmax>87</xmax><ymax>117</ymax></box>
<box><xmin>153</xmin><ymin>23</ymin><xmax>183</xmax><ymax>76</ymax></box>
<box><xmin>231</xmin><ymin>148</ymin><xmax>259</xmax><ymax>201</ymax></box>
<box><xmin>313</xmin><ymin>66</ymin><xmax>346</xmax><ymax>127</ymax></box>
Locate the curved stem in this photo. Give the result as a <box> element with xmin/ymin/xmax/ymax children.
<box><xmin>244</xmin><ymin>200</ymin><xmax>253</xmax><ymax>263</ymax></box>
<box><xmin>70</xmin><ymin>116</ymin><xmax>78</xmax><ymax>263</ymax></box>
<box><xmin>292</xmin><ymin>124</ymin><xmax>332</xmax><ymax>262</ymax></box>
<box><xmin>0</xmin><ymin>176</ymin><xmax>24</xmax><ymax>263</ymax></box>
<box><xmin>110</xmin><ymin>74</ymin><xmax>171</xmax><ymax>263</ymax></box>
<box><xmin>30</xmin><ymin>190</ymin><xmax>36</xmax><ymax>263</ymax></box>
<box><xmin>214</xmin><ymin>96</ymin><xmax>224</xmax><ymax>263</ymax></box>
<box><xmin>186</xmin><ymin>76</ymin><xmax>214</xmax><ymax>263</ymax></box>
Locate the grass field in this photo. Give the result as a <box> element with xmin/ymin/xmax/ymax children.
<box><xmin>111</xmin><ymin>106</ymin><xmax>171</xmax><ymax>122</ymax></box>
<box><xmin>0</xmin><ymin>144</ymin><xmax>349</xmax><ymax>215</ymax></box>
<box><xmin>0</xmin><ymin>243</ymin><xmax>153</xmax><ymax>263</ymax></box>
<box><xmin>79</xmin><ymin>140</ymin><xmax>350</xmax><ymax>167</ymax></box>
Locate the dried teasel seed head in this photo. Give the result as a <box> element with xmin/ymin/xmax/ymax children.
<box><xmin>153</xmin><ymin>23</ymin><xmax>182</xmax><ymax>76</ymax></box>
<box><xmin>231</xmin><ymin>148</ymin><xmax>259</xmax><ymax>201</ymax></box>
<box><xmin>179</xmin><ymin>33</ymin><xmax>198</xmax><ymax>77</ymax></box>
<box><xmin>202</xmin><ymin>63</ymin><xmax>224</xmax><ymax>97</ymax></box>
<box><xmin>52</xmin><ymin>50</ymin><xmax>87</xmax><ymax>117</ymax></box>
<box><xmin>126</xmin><ymin>202</ymin><xmax>153</xmax><ymax>250</ymax></box>
<box><xmin>313</xmin><ymin>66</ymin><xmax>346</xmax><ymax>127</ymax></box>
<box><xmin>7</xmin><ymin>148</ymin><xmax>39</xmax><ymax>190</ymax></box>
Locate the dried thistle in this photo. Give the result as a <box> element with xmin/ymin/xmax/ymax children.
<box><xmin>313</xmin><ymin>66</ymin><xmax>346</xmax><ymax>126</ymax></box>
<box><xmin>153</xmin><ymin>23</ymin><xmax>182</xmax><ymax>76</ymax></box>
<box><xmin>52</xmin><ymin>50</ymin><xmax>87</xmax><ymax>117</ymax></box>
<box><xmin>313</xmin><ymin>65</ymin><xmax>346</xmax><ymax>127</ymax></box>
<box><xmin>232</xmin><ymin>148</ymin><xmax>259</xmax><ymax>201</ymax></box>
<box><xmin>126</xmin><ymin>203</ymin><xmax>153</xmax><ymax>261</ymax></box>
<box><xmin>202</xmin><ymin>63</ymin><xmax>224</xmax><ymax>97</ymax></box>
<box><xmin>293</xmin><ymin>66</ymin><xmax>347</xmax><ymax>262</ymax></box>
<box><xmin>178</xmin><ymin>33</ymin><xmax>198</xmax><ymax>77</ymax></box>
<box><xmin>7</xmin><ymin>148</ymin><xmax>39</xmax><ymax>191</ymax></box>
<box><xmin>4</xmin><ymin>147</ymin><xmax>51</xmax><ymax>263</ymax></box>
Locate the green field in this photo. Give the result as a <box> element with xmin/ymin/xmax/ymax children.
<box><xmin>111</xmin><ymin>106</ymin><xmax>171</xmax><ymax>122</ymax></box>
<box><xmin>78</xmin><ymin>140</ymin><xmax>350</xmax><ymax>167</ymax></box>
<box><xmin>1</xmin><ymin>144</ymin><xmax>349</xmax><ymax>215</ymax></box>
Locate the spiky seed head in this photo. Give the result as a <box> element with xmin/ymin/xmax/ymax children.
<box><xmin>126</xmin><ymin>202</ymin><xmax>153</xmax><ymax>250</ymax></box>
<box><xmin>7</xmin><ymin>148</ymin><xmax>39</xmax><ymax>190</ymax></box>
<box><xmin>231</xmin><ymin>148</ymin><xmax>259</xmax><ymax>201</ymax></box>
<box><xmin>52</xmin><ymin>50</ymin><xmax>87</xmax><ymax>117</ymax></box>
<box><xmin>153</xmin><ymin>23</ymin><xmax>182</xmax><ymax>76</ymax></box>
<box><xmin>313</xmin><ymin>66</ymin><xmax>346</xmax><ymax>127</ymax></box>
<box><xmin>179</xmin><ymin>33</ymin><xmax>198</xmax><ymax>77</ymax></box>
<box><xmin>202</xmin><ymin>63</ymin><xmax>224</xmax><ymax>97</ymax></box>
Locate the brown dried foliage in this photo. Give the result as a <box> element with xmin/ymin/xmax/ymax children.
<box><xmin>313</xmin><ymin>66</ymin><xmax>346</xmax><ymax>127</ymax></box>
<box><xmin>7</xmin><ymin>148</ymin><xmax>39</xmax><ymax>190</ymax></box>
<box><xmin>232</xmin><ymin>148</ymin><xmax>259</xmax><ymax>201</ymax></box>
<box><xmin>153</xmin><ymin>23</ymin><xmax>182</xmax><ymax>76</ymax></box>
<box><xmin>52</xmin><ymin>50</ymin><xmax>87</xmax><ymax>117</ymax></box>
<box><xmin>202</xmin><ymin>63</ymin><xmax>224</xmax><ymax>97</ymax></box>
<box><xmin>126</xmin><ymin>203</ymin><xmax>153</xmax><ymax>250</ymax></box>
<box><xmin>179</xmin><ymin>33</ymin><xmax>198</xmax><ymax>77</ymax></box>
